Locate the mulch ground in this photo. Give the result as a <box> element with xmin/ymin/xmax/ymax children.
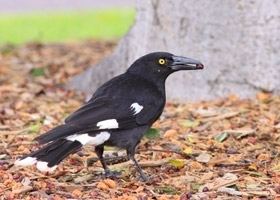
<box><xmin>0</xmin><ymin>41</ymin><xmax>280</xmax><ymax>200</ymax></box>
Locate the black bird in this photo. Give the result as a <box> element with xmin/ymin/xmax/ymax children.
<box><xmin>15</xmin><ymin>52</ymin><xmax>203</xmax><ymax>180</ymax></box>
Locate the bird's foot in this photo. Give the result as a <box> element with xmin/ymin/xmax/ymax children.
<box><xmin>104</xmin><ymin>170</ymin><xmax>122</xmax><ymax>178</ymax></box>
<box><xmin>138</xmin><ymin>173</ymin><xmax>149</xmax><ymax>182</ymax></box>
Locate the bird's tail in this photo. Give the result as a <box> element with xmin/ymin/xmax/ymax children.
<box><xmin>15</xmin><ymin>139</ymin><xmax>82</xmax><ymax>172</ymax></box>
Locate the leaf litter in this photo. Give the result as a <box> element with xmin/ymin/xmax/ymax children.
<box><xmin>0</xmin><ymin>41</ymin><xmax>280</xmax><ymax>199</ymax></box>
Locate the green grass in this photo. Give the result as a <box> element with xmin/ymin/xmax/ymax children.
<box><xmin>0</xmin><ymin>9</ymin><xmax>135</xmax><ymax>45</ymax></box>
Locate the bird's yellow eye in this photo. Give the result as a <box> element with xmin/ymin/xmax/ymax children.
<box><xmin>158</xmin><ymin>58</ymin><xmax>166</xmax><ymax>65</ymax></box>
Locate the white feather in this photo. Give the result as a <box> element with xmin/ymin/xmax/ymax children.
<box><xmin>130</xmin><ymin>102</ymin><xmax>143</xmax><ymax>115</ymax></box>
<box><xmin>36</xmin><ymin>161</ymin><xmax>57</xmax><ymax>172</ymax></box>
<box><xmin>66</xmin><ymin>132</ymin><xmax>110</xmax><ymax>145</ymax></box>
<box><xmin>15</xmin><ymin>157</ymin><xmax>37</xmax><ymax>166</ymax></box>
<box><xmin>97</xmin><ymin>119</ymin><xmax>118</xmax><ymax>129</ymax></box>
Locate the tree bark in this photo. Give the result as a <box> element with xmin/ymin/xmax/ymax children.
<box><xmin>69</xmin><ymin>0</ymin><xmax>280</xmax><ymax>100</ymax></box>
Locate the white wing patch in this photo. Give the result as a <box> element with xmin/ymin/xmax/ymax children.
<box><xmin>130</xmin><ymin>102</ymin><xmax>143</xmax><ymax>115</ymax></box>
<box><xmin>66</xmin><ymin>132</ymin><xmax>110</xmax><ymax>146</ymax></box>
<box><xmin>97</xmin><ymin>119</ymin><xmax>118</xmax><ymax>129</ymax></box>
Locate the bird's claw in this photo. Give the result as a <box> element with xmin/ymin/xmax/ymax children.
<box><xmin>139</xmin><ymin>174</ymin><xmax>149</xmax><ymax>182</ymax></box>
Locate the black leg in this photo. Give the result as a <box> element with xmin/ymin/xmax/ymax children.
<box><xmin>95</xmin><ymin>145</ymin><xmax>108</xmax><ymax>172</ymax></box>
<box><xmin>95</xmin><ymin>145</ymin><xmax>121</xmax><ymax>178</ymax></box>
<box><xmin>127</xmin><ymin>147</ymin><xmax>148</xmax><ymax>181</ymax></box>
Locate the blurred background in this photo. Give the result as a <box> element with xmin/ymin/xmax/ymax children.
<box><xmin>0</xmin><ymin>0</ymin><xmax>135</xmax><ymax>44</ymax></box>
<box><xmin>0</xmin><ymin>0</ymin><xmax>136</xmax><ymax>98</ymax></box>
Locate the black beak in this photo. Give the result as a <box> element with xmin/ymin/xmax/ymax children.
<box><xmin>171</xmin><ymin>55</ymin><xmax>204</xmax><ymax>71</ymax></box>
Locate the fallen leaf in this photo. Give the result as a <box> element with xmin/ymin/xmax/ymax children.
<box><xmin>196</xmin><ymin>153</ymin><xmax>211</xmax><ymax>163</ymax></box>
<box><xmin>97</xmin><ymin>182</ymin><xmax>109</xmax><ymax>190</ymax></box>
<box><xmin>231</xmin><ymin>129</ymin><xmax>255</xmax><ymax>139</ymax></box>
<box><xmin>275</xmin><ymin>123</ymin><xmax>280</xmax><ymax>129</ymax></box>
<box><xmin>74</xmin><ymin>174</ymin><xmax>93</xmax><ymax>184</ymax></box>
<box><xmin>201</xmin><ymin>173</ymin><xmax>238</xmax><ymax>191</ymax></box>
<box><xmin>168</xmin><ymin>159</ymin><xmax>185</xmax><ymax>169</ymax></box>
<box><xmin>72</xmin><ymin>189</ymin><xmax>83</xmax><ymax>198</ymax></box>
<box><xmin>256</xmin><ymin>92</ymin><xmax>271</xmax><ymax>102</ymax></box>
<box><xmin>247</xmin><ymin>190</ymin><xmax>271</xmax><ymax>196</ymax></box>
<box><xmin>161</xmin><ymin>142</ymin><xmax>181</xmax><ymax>151</ymax></box>
<box><xmin>200</xmin><ymin>111</ymin><xmax>240</xmax><ymax>122</ymax></box>
<box><xmin>257</xmin><ymin>153</ymin><xmax>270</xmax><ymax>162</ymax></box>
<box><xmin>30</xmin><ymin>67</ymin><xmax>45</xmax><ymax>77</ymax></box>
<box><xmin>214</xmin><ymin>132</ymin><xmax>229</xmax><ymax>142</ymax></box>
<box><xmin>192</xmin><ymin>108</ymin><xmax>219</xmax><ymax>118</ymax></box>
<box><xmin>246</xmin><ymin>183</ymin><xmax>261</xmax><ymax>190</ymax></box>
<box><xmin>103</xmin><ymin>179</ymin><xmax>117</xmax><ymax>189</ymax></box>
<box><xmin>27</xmin><ymin>122</ymin><xmax>41</xmax><ymax>134</ymax></box>
<box><xmin>21</xmin><ymin>177</ymin><xmax>31</xmax><ymax>186</ymax></box>
<box><xmin>217</xmin><ymin>187</ymin><xmax>243</xmax><ymax>196</ymax></box>
<box><xmin>248</xmin><ymin>163</ymin><xmax>258</xmax><ymax>171</ymax></box>
<box><xmin>178</xmin><ymin>120</ymin><xmax>200</xmax><ymax>128</ymax></box>
<box><xmin>163</xmin><ymin>129</ymin><xmax>178</xmax><ymax>139</ymax></box>
<box><xmin>97</xmin><ymin>179</ymin><xmax>117</xmax><ymax>190</ymax></box>
<box><xmin>12</xmin><ymin>186</ymin><xmax>33</xmax><ymax>194</ymax></box>
<box><xmin>155</xmin><ymin>186</ymin><xmax>179</xmax><ymax>195</ymax></box>
<box><xmin>144</xmin><ymin>128</ymin><xmax>160</xmax><ymax>139</ymax></box>
<box><xmin>183</xmin><ymin>147</ymin><xmax>193</xmax><ymax>155</ymax></box>
<box><xmin>191</xmin><ymin>182</ymin><xmax>202</xmax><ymax>192</ymax></box>
<box><xmin>186</xmin><ymin>135</ymin><xmax>195</xmax><ymax>143</ymax></box>
<box><xmin>189</xmin><ymin>161</ymin><xmax>204</xmax><ymax>171</ymax></box>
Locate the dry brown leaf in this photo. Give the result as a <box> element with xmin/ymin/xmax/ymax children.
<box><xmin>163</xmin><ymin>129</ymin><xmax>178</xmax><ymax>139</ymax></box>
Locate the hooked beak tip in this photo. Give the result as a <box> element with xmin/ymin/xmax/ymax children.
<box><xmin>196</xmin><ymin>63</ymin><xmax>204</xmax><ymax>69</ymax></box>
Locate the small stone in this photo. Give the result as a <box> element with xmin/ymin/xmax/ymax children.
<box><xmin>218</xmin><ymin>171</ymin><xmax>224</xmax><ymax>177</ymax></box>
<box><xmin>202</xmin><ymin>187</ymin><xmax>209</xmax><ymax>192</ymax></box>
<box><xmin>227</xmin><ymin>147</ymin><xmax>238</xmax><ymax>154</ymax></box>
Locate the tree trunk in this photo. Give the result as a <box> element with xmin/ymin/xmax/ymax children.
<box><xmin>69</xmin><ymin>0</ymin><xmax>280</xmax><ymax>101</ymax></box>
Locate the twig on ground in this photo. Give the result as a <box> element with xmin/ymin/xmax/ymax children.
<box><xmin>141</xmin><ymin>148</ymin><xmax>196</xmax><ymax>158</ymax></box>
<box><xmin>200</xmin><ymin>111</ymin><xmax>240</xmax><ymax>122</ymax></box>
<box><xmin>12</xmin><ymin>186</ymin><xmax>33</xmax><ymax>194</ymax></box>
<box><xmin>111</xmin><ymin>158</ymin><xmax>171</xmax><ymax>169</ymax></box>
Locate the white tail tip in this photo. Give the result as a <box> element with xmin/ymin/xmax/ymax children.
<box><xmin>15</xmin><ymin>157</ymin><xmax>57</xmax><ymax>173</ymax></box>
<box><xmin>36</xmin><ymin>161</ymin><xmax>57</xmax><ymax>172</ymax></box>
<box><xmin>15</xmin><ymin>157</ymin><xmax>37</xmax><ymax>166</ymax></box>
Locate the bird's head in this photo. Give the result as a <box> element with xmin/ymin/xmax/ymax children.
<box><xmin>128</xmin><ymin>52</ymin><xmax>204</xmax><ymax>79</ymax></box>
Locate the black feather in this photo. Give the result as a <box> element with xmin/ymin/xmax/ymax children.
<box><xmin>35</xmin><ymin>124</ymin><xmax>82</xmax><ymax>144</ymax></box>
<box><xmin>28</xmin><ymin>139</ymin><xmax>82</xmax><ymax>167</ymax></box>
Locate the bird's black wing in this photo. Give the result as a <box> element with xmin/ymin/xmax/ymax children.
<box><xmin>65</xmin><ymin>96</ymin><xmax>138</xmax><ymax>128</ymax></box>
<box><xmin>36</xmin><ymin>73</ymin><xmax>165</xmax><ymax>144</ymax></box>
<box><xmin>65</xmin><ymin>94</ymin><xmax>162</xmax><ymax>128</ymax></box>
<box><xmin>65</xmin><ymin>73</ymin><xmax>165</xmax><ymax>127</ymax></box>
<box><xmin>36</xmin><ymin>95</ymin><xmax>162</xmax><ymax>144</ymax></box>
